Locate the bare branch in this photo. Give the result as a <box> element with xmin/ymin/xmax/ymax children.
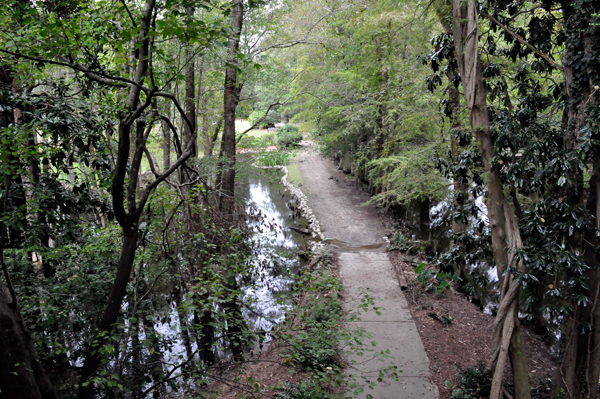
<box><xmin>155</xmin><ymin>92</ymin><xmax>195</xmax><ymax>143</ymax></box>
<box><xmin>158</xmin><ymin>114</ymin><xmax>184</xmax><ymax>157</ymax></box>
<box><xmin>144</xmin><ymin>146</ymin><xmax>160</xmax><ymax>178</ymax></box>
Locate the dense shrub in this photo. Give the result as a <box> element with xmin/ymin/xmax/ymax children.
<box><xmin>238</xmin><ymin>133</ymin><xmax>276</xmax><ymax>149</ymax></box>
<box><xmin>255</xmin><ymin>151</ymin><xmax>290</xmax><ymax>166</ymax></box>
<box><xmin>275</xmin><ymin>382</ymin><xmax>331</xmax><ymax>399</ymax></box>
<box><xmin>445</xmin><ymin>361</ymin><xmax>491</xmax><ymax>399</ymax></box>
<box><xmin>276</xmin><ymin>124</ymin><xmax>302</xmax><ymax>147</ymax></box>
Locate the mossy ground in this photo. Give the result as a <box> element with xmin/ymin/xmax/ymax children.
<box><xmin>286</xmin><ymin>152</ymin><xmax>304</xmax><ymax>185</ymax></box>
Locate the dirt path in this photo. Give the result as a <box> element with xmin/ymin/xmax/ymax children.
<box><xmin>294</xmin><ymin>145</ymin><xmax>438</xmax><ymax>398</ymax></box>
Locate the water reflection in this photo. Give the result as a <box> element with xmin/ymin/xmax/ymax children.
<box><xmin>240</xmin><ymin>170</ymin><xmax>306</xmax><ymax>336</ymax></box>
<box><xmin>150</xmin><ymin>168</ymin><xmax>307</xmax><ymax>367</ymax></box>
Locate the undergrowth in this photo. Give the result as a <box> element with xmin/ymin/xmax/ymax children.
<box><xmin>272</xmin><ymin>246</ymin><xmax>399</xmax><ymax>399</ymax></box>
<box><xmin>388</xmin><ymin>230</ymin><xmax>423</xmax><ymax>254</ymax></box>
<box><xmin>445</xmin><ymin>361</ymin><xmax>491</xmax><ymax>399</ymax></box>
<box><xmin>238</xmin><ymin>132</ymin><xmax>276</xmax><ymax>149</ymax></box>
<box><xmin>445</xmin><ymin>360</ymin><xmax>554</xmax><ymax>399</ymax></box>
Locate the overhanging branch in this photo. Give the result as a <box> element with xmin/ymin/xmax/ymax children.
<box><xmin>481</xmin><ymin>11</ymin><xmax>563</xmax><ymax>72</ymax></box>
<box><xmin>0</xmin><ymin>48</ymin><xmax>146</xmax><ymax>89</ymax></box>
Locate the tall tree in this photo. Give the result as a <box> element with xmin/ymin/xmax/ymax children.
<box><xmin>219</xmin><ymin>0</ymin><xmax>244</xmax><ymax>214</ymax></box>
<box><xmin>450</xmin><ymin>2</ymin><xmax>530</xmax><ymax>398</ymax></box>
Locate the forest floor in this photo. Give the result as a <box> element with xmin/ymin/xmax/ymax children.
<box><xmin>388</xmin><ymin>253</ymin><xmax>557</xmax><ymax>398</ymax></box>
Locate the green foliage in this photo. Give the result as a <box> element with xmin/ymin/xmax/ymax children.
<box><xmin>255</xmin><ymin>151</ymin><xmax>290</xmax><ymax>166</ymax></box>
<box><xmin>367</xmin><ymin>148</ymin><xmax>447</xmax><ymax>206</ymax></box>
<box><xmin>249</xmin><ymin>109</ymin><xmax>278</xmax><ymax>128</ymax></box>
<box><xmin>415</xmin><ymin>263</ymin><xmax>453</xmax><ymax>294</ymax></box>
<box><xmin>271</xmin><ymin>245</ymin><xmax>399</xmax><ymax>398</ymax></box>
<box><xmin>276</xmin><ymin>124</ymin><xmax>303</xmax><ymax>148</ymax></box>
<box><xmin>286</xmin><ymin>267</ymin><xmax>343</xmax><ymax>371</ymax></box>
<box><xmin>278</xmin><ymin>0</ymin><xmax>445</xmax><ymax>205</ymax></box>
<box><xmin>445</xmin><ymin>361</ymin><xmax>491</xmax><ymax>399</ymax></box>
<box><xmin>430</xmin><ymin>4</ymin><xmax>600</xmax><ymax>390</ymax></box>
<box><xmin>277</xmin><ymin>124</ymin><xmax>299</xmax><ymax>135</ymax></box>
<box><xmin>388</xmin><ymin>230</ymin><xmax>422</xmax><ymax>254</ymax></box>
<box><xmin>238</xmin><ymin>133</ymin><xmax>277</xmax><ymax>149</ymax></box>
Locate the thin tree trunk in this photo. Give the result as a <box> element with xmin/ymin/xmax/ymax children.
<box><xmin>217</xmin><ymin>2</ymin><xmax>246</xmax><ymax>362</ymax></box>
<box><xmin>174</xmin><ymin>289</ymin><xmax>195</xmax><ymax>362</ymax></box>
<box><xmin>130</xmin><ymin>319</ymin><xmax>142</xmax><ymax>398</ymax></box>
<box><xmin>162</xmin><ymin>81</ymin><xmax>172</xmax><ymax>171</ymax></box>
<box><xmin>78</xmin><ymin>229</ymin><xmax>139</xmax><ymax>399</ymax></box>
<box><xmin>78</xmin><ymin>4</ymin><xmax>155</xmax><ymax>396</ymax></box>
<box><xmin>219</xmin><ymin>0</ymin><xmax>244</xmax><ymax>213</ymax></box>
<box><xmin>183</xmin><ymin>7</ymin><xmax>197</xmax><ymax>158</ymax></box>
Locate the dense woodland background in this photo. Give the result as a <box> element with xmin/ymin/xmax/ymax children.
<box><xmin>1</xmin><ymin>0</ymin><xmax>600</xmax><ymax>398</ymax></box>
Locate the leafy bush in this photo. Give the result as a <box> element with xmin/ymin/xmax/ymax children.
<box><xmin>281</xmin><ymin>252</ymin><xmax>343</xmax><ymax>371</ymax></box>
<box><xmin>238</xmin><ymin>133</ymin><xmax>277</xmax><ymax>149</ymax></box>
<box><xmin>277</xmin><ymin>124</ymin><xmax>299</xmax><ymax>135</ymax></box>
<box><xmin>260</xmin><ymin>133</ymin><xmax>276</xmax><ymax>147</ymax></box>
<box><xmin>255</xmin><ymin>151</ymin><xmax>290</xmax><ymax>166</ymax></box>
<box><xmin>388</xmin><ymin>230</ymin><xmax>422</xmax><ymax>254</ymax></box>
<box><xmin>415</xmin><ymin>263</ymin><xmax>455</xmax><ymax>294</ymax></box>
<box><xmin>445</xmin><ymin>361</ymin><xmax>491</xmax><ymax>399</ymax></box>
<box><xmin>276</xmin><ymin>124</ymin><xmax>302</xmax><ymax>148</ymax></box>
<box><xmin>249</xmin><ymin>109</ymin><xmax>278</xmax><ymax>128</ymax></box>
<box><xmin>290</xmin><ymin>330</ymin><xmax>339</xmax><ymax>371</ymax></box>
<box><xmin>238</xmin><ymin>135</ymin><xmax>259</xmax><ymax>149</ymax></box>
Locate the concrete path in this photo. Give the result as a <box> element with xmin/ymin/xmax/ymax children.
<box><xmin>295</xmin><ymin>146</ymin><xmax>438</xmax><ymax>399</ymax></box>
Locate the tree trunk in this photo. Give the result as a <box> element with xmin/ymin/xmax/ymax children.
<box><xmin>0</xmin><ymin>283</ymin><xmax>58</xmax><ymax>399</ymax></box>
<box><xmin>78</xmin><ymin>229</ymin><xmax>139</xmax><ymax>399</ymax></box>
<box><xmin>174</xmin><ymin>287</ymin><xmax>195</xmax><ymax>363</ymax></box>
<box><xmin>217</xmin><ymin>2</ymin><xmax>246</xmax><ymax>360</ymax></box>
<box><xmin>451</xmin><ymin>2</ymin><xmax>530</xmax><ymax>398</ymax></box>
<box><xmin>219</xmin><ymin>0</ymin><xmax>244</xmax><ymax>213</ymax></box>
<box><xmin>183</xmin><ymin>7</ymin><xmax>197</xmax><ymax>158</ymax></box>
<box><xmin>552</xmin><ymin>3</ymin><xmax>600</xmax><ymax>397</ymax></box>
<box><xmin>78</xmin><ymin>2</ymin><xmax>156</xmax><ymax>396</ymax></box>
<box><xmin>0</xmin><ymin>67</ymin><xmax>57</xmax><ymax>399</ymax></box>
<box><xmin>161</xmin><ymin>81</ymin><xmax>172</xmax><ymax>171</ymax></box>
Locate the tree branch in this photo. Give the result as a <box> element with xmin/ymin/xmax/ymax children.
<box><xmin>155</xmin><ymin>92</ymin><xmax>195</xmax><ymax>143</ymax></box>
<box><xmin>158</xmin><ymin>114</ymin><xmax>184</xmax><ymax>157</ymax></box>
<box><xmin>119</xmin><ymin>0</ymin><xmax>138</xmax><ymax>28</ymax></box>
<box><xmin>481</xmin><ymin>11</ymin><xmax>563</xmax><ymax>71</ymax></box>
<box><xmin>135</xmin><ymin>149</ymin><xmax>193</xmax><ymax>220</ymax></box>
<box><xmin>0</xmin><ymin>48</ymin><xmax>144</xmax><ymax>89</ymax></box>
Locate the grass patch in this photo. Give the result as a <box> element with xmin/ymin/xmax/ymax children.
<box><xmin>246</xmin><ymin>128</ymin><xmax>272</xmax><ymax>138</ymax></box>
<box><xmin>286</xmin><ymin>161</ymin><xmax>304</xmax><ymax>185</ymax></box>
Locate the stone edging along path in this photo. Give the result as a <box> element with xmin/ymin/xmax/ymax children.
<box><xmin>253</xmin><ymin>163</ymin><xmax>326</xmax><ymax>250</ymax></box>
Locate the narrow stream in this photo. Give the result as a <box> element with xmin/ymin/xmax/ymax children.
<box><xmin>238</xmin><ymin>167</ymin><xmax>308</xmax><ymax>336</ymax></box>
